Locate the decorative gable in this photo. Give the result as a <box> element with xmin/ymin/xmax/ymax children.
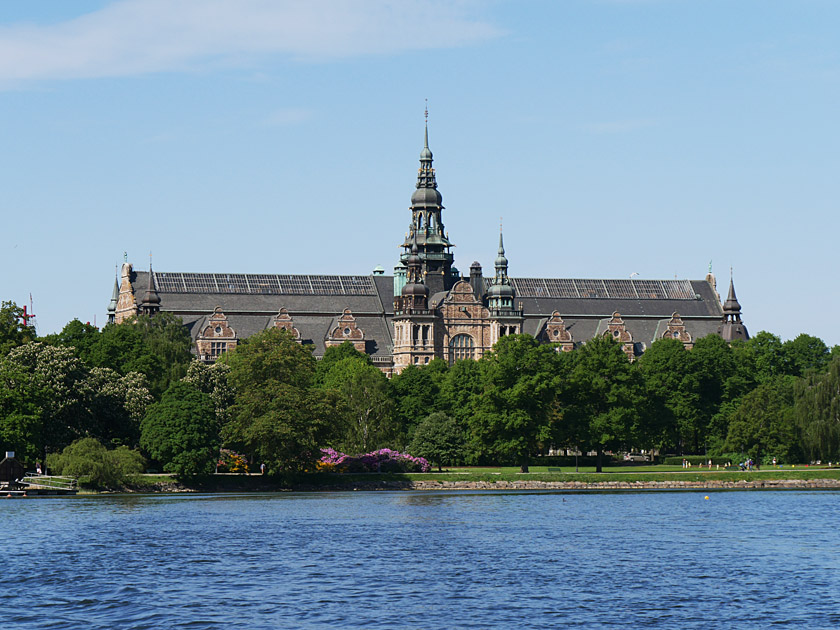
<box><xmin>545</xmin><ymin>311</ymin><xmax>574</xmax><ymax>351</ymax></box>
<box><xmin>196</xmin><ymin>306</ymin><xmax>238</xmax><ymax>362</ymax></box>
<box><xmin>272</xmin><ymin>307</ymin><xmax>301</xmax><ymax>341</ymax></box>
<box><xmin>326</xmin><ymin>308</ymin><xmax>366</xmax><ymax>352</ymax></box>
<box><xmin>662</xmin><ymin>312</ymin><xmax>693</xmax><ymax>348</ymax></box>
<box><xmin>605</xmin><ymin>311</ymin><xmax>635</xmax><ymax>359</ymax></box>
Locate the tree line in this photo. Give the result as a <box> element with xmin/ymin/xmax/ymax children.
<box><xmin>1</xmin><ymin>299</ymin><xmax>839</xmax><ymax>479</ymax></box>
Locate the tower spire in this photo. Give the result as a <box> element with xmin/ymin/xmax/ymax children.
<box><xmin>139</xmin><ymin>254</ymin><xmax>161</xmax><ymax>316</ymax></box>
<box><xmin>717</xmin><ymin>269</ymin><xmax>748</xmax><ymax>342</ymax></box>
<box><xmin>399</xmin><ymin>107</ymin><xmax>454</xmax><ymax>295</ymax></box>
<box><xmin>107</xmin><ymin>264</ymin><xmax>119</xmax><ymax>324</ymax></box>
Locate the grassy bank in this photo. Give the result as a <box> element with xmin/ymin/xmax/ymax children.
<box><xmin>118</xmin><ymin>467</ymin><xmax>840</xmax><ymax>492</ymax></box>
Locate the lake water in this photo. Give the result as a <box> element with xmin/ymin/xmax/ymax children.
<box><xmin>3</xmin><ymin>490</ymin><xmax>839</xmax><ymax>629</ymax></box>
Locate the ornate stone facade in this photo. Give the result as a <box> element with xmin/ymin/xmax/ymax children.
<box><xmin>107</xmin><ymin>120</ymin><xmax>748</xmax><ymax>373</ymax></box>
<box><xmin>326</xmin><ymin>309</ymin><xmax>366</xmax><ymax>353</ymax></box>
<box><xmin>196</xmin><ymin>306</ymin><xmax>238</xmax><ymax>362</ymax></box>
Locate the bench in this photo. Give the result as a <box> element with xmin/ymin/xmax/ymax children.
<box><xmin>547</xmin><ymin>467</ymin><xmax>562</xmax><ymax>473</ymax></box>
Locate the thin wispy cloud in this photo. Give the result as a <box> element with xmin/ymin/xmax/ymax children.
<box><xmin>0</xmin><ymin>0</ymin><xmax>500</xmax><ymax>86</ymax></box>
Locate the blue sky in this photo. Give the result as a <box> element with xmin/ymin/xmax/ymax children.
<box><xmin>1</xmin><ymin>0</ymin><xmax>838</xmax><ymax>345</ymax></box>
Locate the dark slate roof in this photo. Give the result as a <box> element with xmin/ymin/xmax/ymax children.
<box><xmin>129</xmin><ymin>270</ymin><xmax>724</xmax><ymax>358</ymax></box>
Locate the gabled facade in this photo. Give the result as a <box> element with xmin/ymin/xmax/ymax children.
<box><xmin>107</xmin><ymin>120</ymin><xmax>748</xmax><ymax>373</ymax></box>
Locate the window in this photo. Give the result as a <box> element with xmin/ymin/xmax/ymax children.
<box><xmin>449</xmin><ymin>334</ymin><xmax>475</xmax><ymax>364</ymax></box>
<box><xmin>210</xmin><ymin>341</ymin><xmax>227</xmax><ymax>359</ymax></box>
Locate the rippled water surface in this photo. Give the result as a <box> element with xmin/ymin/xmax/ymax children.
<box><xmin>3</xmin><ymin>490</ymin><xmax>839</xmax><ymax>629</ymax></box>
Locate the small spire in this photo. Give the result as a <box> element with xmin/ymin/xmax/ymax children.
<box><xmin>107</xmin><ymin>265</ymin><xmax>119</xmax><ymax>321</ymax></box>
<box><xmin>420</xmin><ymin>101</ymin><xmax>432</xmax><ymax>163</ymax></box>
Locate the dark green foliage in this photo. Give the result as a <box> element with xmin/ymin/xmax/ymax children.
<box><xmin>781</xmin><ymin>334</ymin><xmax>831</xmax><ymax>377</ymax></box>
<box><xmin>795</xmin><ymin>356</ymin><xmax>840</xmax><ymax>462</ymax></box>
<box><xmin>725</xmin><ymin>376</ymin><xmax>800</xmax><ymax>463</ymax></box>
<box><xmin>84</xmin><ymin>313</ymin><xmax>193</xmax><ymax>398</ymax></box>
<box><xmin>390</xmin><ymin>359</ymin><xmax>448</xmax><ymax>445</ymax></box>
<box><xmin>409</xmin><ymin>411</ymin><xmax>465</xmax><ymax>470</ymax></box>
<box><xmin>47</xmin><ymin>437</ymin><xmax>145</xmax><ymax>489</ymax></box>
<box><xmin>314</xmin><ymin>341</ymin><xmax>372</xmax><ymax>385</ymax></box>
<box><xmin>141</xmin><ymin>381</ymin><xmax>218</xmax><ymax>477</ymax></box>
<box><xmin>0</xmin><ymin>301</ymin><xmax>37</xmax><ymax>358</ymax></box>
<box><xmin>468</xmin><ymin>335</ymin><xmax>562</xmax><ymax>472</ymax></box>
<box><xmin>321</xmin><ymin>356</ymin><xmax>394</xmax><ymax>453</ymax></box>
<box><xmin>221</xmin><ymin>328</ymin><xmax>335</xmax><ymax>473</ymax></box>
<box><xmin>558</xmin><ymin>335</ymin><xmax>645</xmax><ymax>471</ymax></box>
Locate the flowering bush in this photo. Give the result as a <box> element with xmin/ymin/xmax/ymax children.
<box><xmin>319</xmin><ymin>448</ymin><xmax>430</xmax><ymax>473</ymax></box>
<box><xmin>217</xmin><ymin>450</ymin><xmax>249</xmax><ymax>473</ymax></box>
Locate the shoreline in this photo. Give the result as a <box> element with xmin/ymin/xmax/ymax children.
<box><xmin>117</xmin><ymin>476</ymin><xmax>840</xmax><ymax>494</ymax></box>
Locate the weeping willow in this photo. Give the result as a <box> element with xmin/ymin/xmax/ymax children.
<box><xmin>795</xmin><ymin>357</ymin><xmax>840</xmax><ymax>461</ymax></box>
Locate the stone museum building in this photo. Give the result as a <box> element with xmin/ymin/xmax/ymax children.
<box><xmin>107</xmin><ymin>123</ymin><xmax>748</xmax><ymax>374</ymax></box>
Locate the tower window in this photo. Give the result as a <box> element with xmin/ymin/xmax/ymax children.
<box><xmin>449</xmin><ymin>334</ymin><xmax>475</xmax><ymax>365</ymax></box>
<box><xmin>210</xmin><ymin>341</ymin><xmax>227</xmax><ymax>359</ymax></box>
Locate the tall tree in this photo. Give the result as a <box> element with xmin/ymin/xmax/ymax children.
<box><xmin>220</xmin><ymin>328</ymin><xmax>335</xmax><ymax>473</ymax></box>
<box><xmin>559</xmin><ymin>335</ymin><xmax>644</xmax><ymax>472</ymax></box>
<box><xmin>637</xmin><ymin>338</ymin><xmax>699</xmax><ymax>453</ymax></box>
<box><xmin>141</xmin><ymin>381</ymin><xmax>218</xmax><ymax>477</ymax></box>
<box><xmin>726</xmin><ymin>375</ymin><xmax>800</xmax><ymax>464</ymax></box>
<box><xmin>390</xmin><ymin>359</ymin><xmax>447</xmax><ymax>446</ymax></box>
<box><xmin>322</xmin><ymin>357</ymin><xmax>394</xmax><ymax>453</ymax></box>
<box><xmin>795</xmin><ymin>356</ymin><xmax>840</xmax><ymax>462</ymax></box>
<box><xmin>468</xmin><ymin>335</ymin><xmax>561</xmax><ymax>472</ymax></box>
<box><xmin>782</xmin><ymin>333</ymin><xmax>831</xmax><ymax>377</ymax></box>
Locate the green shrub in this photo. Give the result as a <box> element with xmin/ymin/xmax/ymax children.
<box><xmin>47</xmin><ymin>437</ymin><xmax>145</xmax><ymax>489</ymax></box>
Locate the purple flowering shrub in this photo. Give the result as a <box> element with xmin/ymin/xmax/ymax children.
<box><xmin>319</xmin><ymin>448</ymin><xmax>430</xmax><ymax>473</ymax></box>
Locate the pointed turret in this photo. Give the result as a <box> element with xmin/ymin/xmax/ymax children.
<box><xmin>399</xmin><ymin>107</ymin><xmax>454</xmax><ymax>295</ymax></box>
<box><xmin>487</xmin><ymin>227</ymin><xmax>515</xmax><ymax>311</ymax></box>
<box><xmin>139</xmin><ymin>262</ymin><xmax>161</xmax><ymax>316</ymax></box>
<box><xmin>107</xmin><ymin>271</ymin><xmax>119</xmax><ymax>324</ymax></box>
<box><xmin>718</xmin><ymin>271</ymin><xmax>749</xmax><ymax>342</ymax></box>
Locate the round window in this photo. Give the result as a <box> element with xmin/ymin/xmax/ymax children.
<box><xmin>344</xmin><ymin>327</ymin><xmax>351</xmax><ymax>335</ymax></box>
<box><xmin>215</xmin><ymin>326</ymin><xmax>222</xmax><ymax>334</ymax></box>
<box><xmin>553</xmin><ymin>330</ymin><xmax>559</xmax><ymax>337</ymax></box>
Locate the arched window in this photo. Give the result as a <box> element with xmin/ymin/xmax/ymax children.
<box><xmin>449</xmin><ymin>334</ymin><xmax>475</xmax><ymax>364</ymax></box>
<box><xmin>417</xmin><ymin>213</ymin><xmax>424</xmax><ymax>229</ymax></box>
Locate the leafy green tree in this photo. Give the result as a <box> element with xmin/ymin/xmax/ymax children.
<box><xmin>140</xmin><ymin>381</ymin><xmax>218</xmax><ymax>476</ymax></box>
<box><xmin>559</xmin><ymin>336</ymin><xmax>644</xmax><ymax>472</ymax></box>
<box><xmin>725</xmin><ymin>376</ymin><xmax>800</xmax><ymax>464</ymax></box>
<box><xmin>0</xmin><ymin>360</ymin><xmax>44</xmax><ymax>462</ymax></box>
<box><xmin>782</xmin><ymin>333</ymin><xmax>831</xmax><ymax>377</ymax></box>
<box><xmin>795</xmin><ymin>356</ymin><xmax>840</xmax><ymax>462</ymax></box>
<box><xmin>84</xmin><ymin>367</ymin><xmax>152</xmax><ymax>447</ymax></box>
<box><xmin>47</xmin><ymin>437</ymin><xmax>145</xmax><ymax>489</ymax></box>
<box><xmin>314</xmin><ymin>340</ymin><xmax>371</xmax><ymax>385</ymax></box>
<box><xmin>0</xmin><ymin>301</ymin><xmax>36</xmax><ymax>357</ymax></box>
<box><xmin>182</xmin><ymin>360</ymin><xmax>234</xmax><ymax>427</ymax></box>
<box><xmin>322</xmin><ymin>356</ymin><xmax>394</xmax><ymax>453</ymax></box>
<box><xmin>221</xmin><ymin>328</ymin><xmax>335</xmax><ymax>473</ymax></box>
<box><xmin>4</xmin><ymin>342</ymin><xmax>91</xmax><ymax>450</ymax></box>
<box><xmin>87</xmin><ymin>313</ymin><xmax>193</xmax><ymax>398</ymax></box>
<box><xmin>685</xmin><ymin>334</ymin><xmax>736</xmax><ymax>453</ymax></box>
<box><xmin>390</xmin><ymin>359</ymin><xmax>448</xmax><ymax>445</ymax></box>
<box><xmin>46</xmin><ymin>319</ymin><xmax>101</xmax><ymax>364</ymax></box>
<box><xmin>409</xmin><ymin>411</ymin><xmax>465</xmax><ymax>471</ymax></box>
<box><xmin>637</xmin><ymin>338</ymin><xmax>699</xmax><ymax>453</ymax></box>
<box><xmin>469</xmin><ymin>335</ymin><xmax>562</xmax><ymax>472</ymax></box>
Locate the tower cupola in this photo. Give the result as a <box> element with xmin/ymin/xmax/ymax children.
<box><xmin>717</xmin><ymin>271</ymin><xmax>749</xmax><ymax>342</ymax></box>
<box><xmin>399</xmin><ymin>107</ymin><xmax>454</xmax><ymax>295</ymax></box>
